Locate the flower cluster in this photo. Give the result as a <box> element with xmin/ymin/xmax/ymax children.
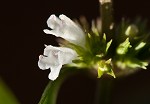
<box><xmin>38</xmin><ymin>14</ymin><xmax>150</xmax><ymax>80</ymax></box>
<box><xmin>38</xmin><ymin>14</ymin><xmax>85</xmax><ymax>80</ymax></box>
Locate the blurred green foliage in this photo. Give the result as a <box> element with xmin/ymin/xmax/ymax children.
<box><xmin>0</xmin><ymin>78</ymin><xmax>20</xmax><ymax>104</ymax></box>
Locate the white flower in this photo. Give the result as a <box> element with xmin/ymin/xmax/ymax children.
<box><xmin>38</xmin><ymin>45</ymin><xmax>78</xmax><ymax>80</ymax></box>
<box><xmin>43</xmin><ymin>14</ymin><xmax>86</xmax><ymax>47</ymax></box>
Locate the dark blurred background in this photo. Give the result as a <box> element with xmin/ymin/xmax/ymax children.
<box><xmin>0</xmin><ymin>0</ymin><xmax>150</xmax><ymax>104</ymax></box>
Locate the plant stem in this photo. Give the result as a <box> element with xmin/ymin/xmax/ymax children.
<box><xmin>38</xmin><ymin>75</ymin><xmax>64</xmax><ymax>104</ymax></box>
<box><xmin>38</xmin><ymin>67</ymin><xmax>78</xmax><ymax>104</ymax></box>
<box><xmin>99</xmin><ymin>0</ymin><xmax>114</xmax><ymax>37</ymax></box>
<box><xmin>38</xmin><ymin>79</ymin><xmax>62</xmax><ymax>104</ymax></box>
<box><xmin>94</xmin><ymin>78</ymin><xmax>114</xmax><ymax>104</ymax></box>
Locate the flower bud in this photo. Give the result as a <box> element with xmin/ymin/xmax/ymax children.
<box><xmin>125</xmin><ymin>24</ymin><xmax>138</xmax><ymax>36</ymax></box>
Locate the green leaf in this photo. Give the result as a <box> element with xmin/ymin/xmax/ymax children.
<box><xmin>0</xmin><ymin>79</ymin><xmax>19</xmax><ymax>104</ymax></box>
<box><xmin>116</xmin><ymin>38</ymin><xmax>132</xmax><ymax>55</ymax></box>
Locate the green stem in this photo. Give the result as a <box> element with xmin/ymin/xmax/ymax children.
<box><xmin>38</xmin><ymin>67</ymin><xmax>78</xmax><ymax>104</ymax></box>
<box><xmin>99</xmin><ymin>0</ymin><xmax>114</xmax><ymax>36</ymax></box>
<box><xmin>38</xmin><ymin>78</ymin><xmax>62</xmax><ymax>104</ymax></box>
<box><xmin>94</xmin><ymin>78</ymin><xmax>114</xmax><ymax>104</ymax></box>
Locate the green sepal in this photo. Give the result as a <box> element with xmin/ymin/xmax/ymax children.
<box><xmin>135</xmin><ymin>41</ymin><xmax>146</xmax><ymax>51</ymax></box>
<box><xmin>98</xmin><ymin>68</ymin><xmax>104</xmax><ymax>78</ymax></box>
<box><xmin>103</xmin><ymin>33</ymin><xmax>106</xmax><ymax>42</ymax></box>
<box><xmin>97</xmin><ymin>59</ymin><xmax>116</xmax><ymax>78</ymax></box>
<box><xmin>106</xmin><ymin>39</ymin><xmax>112</xmax><ymax>53</ymax></box>
<box><xmin>116</xmin><ymin>57</ymin><xmax>148</xmax><ymax>70</ymax></box>
<box><xmin>125</xmin><ymin>58</ymin><xmax>148</xmax><ymax>69</ymax></box>
<box><xmin>116</xmin><ymin>38</ymin><xmax>132</xmax><ymax>55</ymax></box>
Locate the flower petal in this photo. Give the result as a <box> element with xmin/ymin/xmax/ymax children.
<box><xmin>59</xmin><ymin>14</ymin><xmax>77</xmax><ymax>28</ymax></box>
<box><xmin>47</xmin><ymin>14</ymin><xmax>62</xmax><ymax>29</ymax></box>
<box><xmin>57</xmin><ymin>47</ymin><xmax>78</xmax><ymax>64</ymax></box>
<box><xmin>59</xmin><ymin>14</ymin><xmax>86</xmax><ymax>46</ymax></box>
<box><xmin>38</xmin><ymin>45</ymin><xmax>78</xmax><ymax>80</ymax></box>
<box><xmin>48</xmin><ymin>64</ymin><xmax>62</xmax><ymax>80</ymax></box>
<box><xmin>38</xmin><ymin>55</ymin><xmax>51</xmax><ymax>70</ymax></box>
<box><xmin>43</xmin><ymin>29</ymin><xmax>51</xmax><ymax>34</ymax></box>
<box><xmin>45</xmin><ymin>14</ymin><xmax>86</xmax><ymax>47</ymax></box>
<box><xmin>43</xmin><ymin>29</ymin><xmax>64</xmax><ymax>37</ymax></box>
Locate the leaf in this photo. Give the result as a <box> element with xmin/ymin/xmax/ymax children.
<box><xmin>0</xmin><ymin>79</ymin><xmax>20</xmax><ymax>104</ymax></box>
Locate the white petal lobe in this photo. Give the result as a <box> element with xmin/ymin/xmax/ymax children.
<box><xmin>48</xmin><ymin>64</ymin><xmax>62</xmax><ymax>80</ymax></box>
<box><xmin>38</xmin><ymin>45</ymin><xmax>78</xmax><ymax>80</ymax></box>
<box><xmin>44</xmin><ymin>14</ymin><xmax>86</xmax><ymax>47</ymax></box>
